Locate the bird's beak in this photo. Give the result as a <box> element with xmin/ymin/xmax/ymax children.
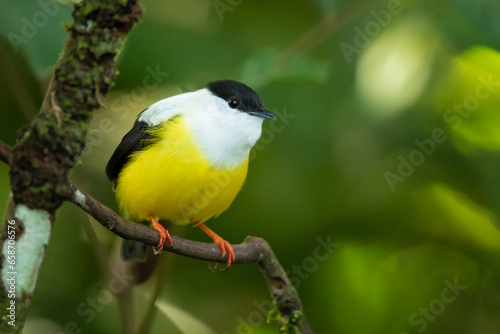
<box><xmin>248</xmin><ymin>108</ymin><xmax>276</xmax><ymax>120</ymax></box>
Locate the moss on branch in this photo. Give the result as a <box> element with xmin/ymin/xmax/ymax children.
<box><xmin>9</xmin><ymin>0</ymin><xmax>142</xmax><ymax>212</ymax></box>
<box><xmin>1</xmin><ymin>1</ymin><xmax>142</xmax><ymax>332</ymax></box>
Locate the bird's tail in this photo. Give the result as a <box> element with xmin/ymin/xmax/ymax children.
<box><xmin>121</xmin><ymin>239</ymin><xmax>148</xmax><ymax>262</ymax></box>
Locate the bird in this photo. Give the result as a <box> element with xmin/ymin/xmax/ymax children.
<box><xmin>105</xmin><ymin>80</ymin><xmax>275</xmax><ymax>266</ymax></box>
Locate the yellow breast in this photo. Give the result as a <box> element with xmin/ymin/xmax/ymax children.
<box><xmin>115</xmin><ymin>116</ymin><xmax>249</xmax><ymax>224</ymax></box>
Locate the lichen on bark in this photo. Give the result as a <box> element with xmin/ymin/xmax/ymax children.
<box><xmin>1</xmin><ymin>1</ymin><xmax>143</xmax><ymax>332</ymax></box>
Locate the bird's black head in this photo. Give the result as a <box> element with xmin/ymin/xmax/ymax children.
<box><xmin>207</xmin><ymin>80</ymin><xmax>275</xmax><ymax>120</ymax></box>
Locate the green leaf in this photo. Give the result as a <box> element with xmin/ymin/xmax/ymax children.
<box><xmin>239</xmin><ymin>49</ymin><xmax>329</xmax><ymax>89</ymax></box>
<box><xmin>0</xmin><ymin>1</ymin><xmax>72</xmax><ymax>76</ymax></box>
<box><xmin>446</xmin><ymin>0</ymin><xmax>500</xmax><ymax>43</ymax></box>
<box><xmin>155</xmin><ymin>299</ymin><xmax>217</xmax><ymax>334</ymax></box>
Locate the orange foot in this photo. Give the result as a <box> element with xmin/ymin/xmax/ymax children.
<box><xmin>148</xmin><ymin>213</ymin><xmax>172</xmax><ymax>255</ymax></box>
<box><xmin>197</xmin><ymin>222</ymin><xmax>235</xmax><ymax>266</ymax></box>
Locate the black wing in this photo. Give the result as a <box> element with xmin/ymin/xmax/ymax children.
<box><xmin>105</xmin><ymin>120</ymin><xmax>155</xmax><ymax>183</ymax></box>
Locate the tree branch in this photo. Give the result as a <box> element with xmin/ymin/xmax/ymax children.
<box><xmin>9</xmin><ymin>0</ymin><xmax>142</xmax><ymax>212</ymax></box>
<box><xmin>70</xmin><ymin>183</ymin><xmax>260</xmax><ymax>262</ymax></box>
<box><xmin>1</xmin><ymin>139</ymin><xmax>312</xmax><ymax>332</ymax></box>
<box><xmin>0</xmin><ymin>1</ymin><xmax>142</xmax><ymax>332</ymax></box>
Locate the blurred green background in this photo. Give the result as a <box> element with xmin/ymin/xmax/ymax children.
<box><xmin>2</xmin><ymin>0</ymin><xmax>500</xmax><ymax>333</ymax></box>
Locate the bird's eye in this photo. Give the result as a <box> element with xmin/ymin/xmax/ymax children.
<box><xmin>228</xmin><ymin>97</ymin><xmax>240</xmax><ymax>109</ymax></box>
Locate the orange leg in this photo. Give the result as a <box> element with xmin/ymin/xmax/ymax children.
<box><xmin>197</xmin><ymin>223</ymin><xmax>235</xmax><ymax>266</ymax></box>
<box><xmin>148</xmin><ymin>213</ymin><xmax>172</xmax><ymax>255</ymax></box>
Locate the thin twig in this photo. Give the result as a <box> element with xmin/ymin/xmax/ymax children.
<box><xmin>70</xmin><ymin>182</ymin><xmax>261</xmax><ymax>263</ymax></box>
<box><xmin>0</xmin><ymin>140</ymin><xmax>11</xmax><ymax>164</ymax></box>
